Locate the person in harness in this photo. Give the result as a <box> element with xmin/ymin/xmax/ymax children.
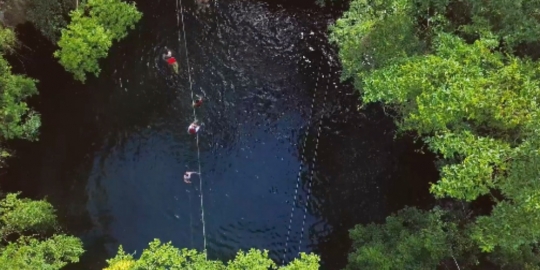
<box><xmin>188</xmin><ymin>120</ymin><xmax>200</xmax><ymax>135</ymax></box>
<box><xmin>162</xmin><ymin>47</ymin><xmax>179</xmax><ymax>74</ymax></box>
<box><xmin>183</xmin><ymin>171</ymin><xmax>199</xmax><ymax>183</ymax></box>
<box><xmin>193</xmin><ymin>94</ymin><xmax>203</xmax><ymax>108</ymax></box>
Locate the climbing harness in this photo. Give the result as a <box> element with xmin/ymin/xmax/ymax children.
<box><xmin>176</xmin><ymin>0</ymin><xmax>208</xmax><ymax>255</ymax></box>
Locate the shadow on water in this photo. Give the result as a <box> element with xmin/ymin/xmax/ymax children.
<box><xmin>1</xmin><ymin>0</ymin><xmax>437</xmax><ymax>269</ymax></box>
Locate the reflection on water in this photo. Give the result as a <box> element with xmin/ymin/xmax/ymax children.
<box><xmin>2</xmin><ymin>0</ymin><xmax>437</xmax><ymax>269</ymax></box>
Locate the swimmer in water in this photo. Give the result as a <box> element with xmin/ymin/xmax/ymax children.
<box><xmin>184</xmin><ymin>171</ymin><xmax>199</xmax><ymax>183</ymax></box>
<box><xmin>162</xmin><ymin>47</ymin><xmax>179</xmax><ymax>74</ymax></box>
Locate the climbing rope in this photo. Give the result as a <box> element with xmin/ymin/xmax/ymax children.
<box><xmin>298</xmin><ymin>68</ymin><xmax>329</xmax><ymax>250</ymax></box>
<box><xmin>282</xmin><ymin>62</ymin><xmax>323</xmax><ymax>264</ymax></box>
<box><xmin>176</xmin><ymin>0</ymin><xmax>208</xmax><ymax>255</ymax></box>
<box><xmin>188</xmin><ymin>190</ymin><xmax>194</xmax><ymax>247</ymax></box>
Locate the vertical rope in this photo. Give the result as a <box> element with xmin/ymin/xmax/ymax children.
<box><xmin>298</xmin><ymin>67</ymin><xmax>329</xmax><ymax>251</ymax></box>
<box><xmin>188</xmin><ymin>190</ymin><xmax>194</xmax><ymax>247</ymax></box>
<box><xmin>214</xmin><ymin>0</ymin><xmax>220</xmax><ymax>33</ymax></box>
<box><xmin>282</xmin><ymin>63</ymin><xmax>322</xmax><ymax>264</ymax></box>
<box><xmin>176</xmin><ymin>0</ymin><xmax>208</xmax><ymax>256</ymax></box>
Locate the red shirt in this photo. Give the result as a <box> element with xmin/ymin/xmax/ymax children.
<box><xmin>188</xmin><ymin>125</ymin><xmax>199</xmax><ymax>134</ymax></box>
<box><xmin>167</xmin><ymin>57</ymin><xmax>177</xmax><ymax>65</ymax></box>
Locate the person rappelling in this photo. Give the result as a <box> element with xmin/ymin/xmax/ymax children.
<box><xmin>183</xmin><ymin>171</ymin><xmax>199</xmax><ymax>183</ymax></box>
<box><xmin>188</xmin><ymin>120</ymin><xmax>200</xmax><ymax>135</ymax></box>
<box><xmin>193</xmin><ymin>94</ymin><xmax>203</xmax><ymax>108</ymax></box>
<box><xmin>162</xmin><ymin>47</ymin><xmax>179</xmax><ymax>74</ymax></box>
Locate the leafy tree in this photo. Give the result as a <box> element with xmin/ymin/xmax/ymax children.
<box><xmin>0</xmin><ymin>193</ymin><xmax>58</xmax><ymax>236</ymax></box>
<box><xmin>55</xmin><ymin>0</ymin><xmax>142</xmax><ymax>82</ymax></box>
<box><xmin>0</xmin><ymin>235</ymin><xmax>84</xmax><ymax>269</ymax></box>
<box><xmin>0</xmin><ymin>193</ymin><xmax>84</xmax><ymax>269</ymax></box>
<box><xmin>458</xmin><ymin>0</ymin><xmax>540</xmax><ymax>48</ymax></box>
<box><xmin>104</xmin><ymin>239</ymin><xmax>320</xmax><ymax>270</ymax></box>
<box><xmin>359</xmin><ymin>31</ymin><xmax>540</xmax><ymax>256</ymax></box>
<box><xmin>331</xmin><ymin>0</ymin><xmax>540</xmax><ymax>267</ymax></box>
<box><xmin>0</xmin><ymin>28</ymin><xmax>77</xmax><ymax>270</ymax></box>
<box><xmin>0</xmin><ymin>27</ymin><xmax>16</xmax><ymax>52</ymax></box>
<box><xmin>26</xmin><ymin>0</ymin><xmax>75</xmax><ymax>41</ymax></box>
<box><xmin>329</xmin><ymin>0</ymin><xmax>425</xmax><ymax>82</ymax></box>
<box><xmin>0</xmin><ymin>26</ymin><xmax>41</xmax><ymax>165</ymax></box>
<box><xmin>82</xmin><ymin>0</ymin><xmax>143</xmax><ymax>41</ymax></box>
<box><xmin>0</xmin><ymin>56</ymin><xmax>41</xmax><ymax>142</ymax></box>
<box><xmin>346</xmin><ymin>207</ymin><xmax>471</xmax><ymax>270</ymax></box>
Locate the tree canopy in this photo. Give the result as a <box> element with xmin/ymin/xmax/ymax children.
<box><xmin>0</xmin><ymin>26</ymin><xmax>41</xmax><ymax>165</ymax></box>
<box><xmin>54</xmin><ymin>0</ymin><xmax>142</xmax><ymax>82</ymax></box>
<box><xmin>26</xmin><ymin>0</ymin><xmax>75</xmax><ymax>41</ymax></box>
<box><xmin>0</xmin><ymin>193</ymin><xmax>84</xmax><ymax>269</ymax></box>
<box><xmin>346</xmin><ymin>207</ymin><xmax>472</xmax><ymax>270</ymax></box>
<box><xmin>104</xmin><ymin>239</ymin><xmax>320</xmax><ymax>270</ymax></box>
<box><xmin>331</xmin><ymin>0</ymin><xmax>540</xmax><ymax>268</ymax></box>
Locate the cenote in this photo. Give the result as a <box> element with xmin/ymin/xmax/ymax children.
<box><xmin>2</xmin><ymin>0</ymin><xmax>437</xmax><ymax>269</ymax></box>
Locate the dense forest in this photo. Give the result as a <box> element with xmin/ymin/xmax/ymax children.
<box><xmin>331</xmin><ymin>0</ymin><xmax>540</xmax><ymax>268</ymax></box>
<box><xmin>0</xmin><ymin>0</ymin><xmax>539</xmax><ymax>269</ymax></box>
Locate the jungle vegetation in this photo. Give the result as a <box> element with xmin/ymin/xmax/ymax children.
<box><xmin>54</xmin><ymin>0</ymin><xmax>142</xmax><ymax>82</ymax></box>
<box><xmin>9</xmin><ymin>0</ymin><xmax>538</xmax><ymax>268</ymax></box>
<box><xmin>331</xmin><ymin>0</ymin><xmax>540</xmax><ymax>268</ymax></box>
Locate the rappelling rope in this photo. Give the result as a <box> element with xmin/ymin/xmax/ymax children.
<box><xmin>176</xmin><ymin>0</ymin><xmax>208</xmax><ymax>255</ymax></box>
<box><xmin>282</xmin><ymin>63</ymin><xmax>323</xmax><ymax>264</ymax></box>
<box><xmin>214</xmin><ymin>0</ymin><xmax>221</xmax><ymax>37</ymax></box>
<box><xmin>298</xmin><ymin>67</ymin><xmax>329</xmax><ymax>251</ymax></box>
<box><xmin>188</xmin><ymin>190</ymin><xmax>194</xmax><ymax>247</ymax></box>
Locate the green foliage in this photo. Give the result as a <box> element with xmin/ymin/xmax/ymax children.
<box><xmin>55</xmin><ymin>10</ymin><xmax>112</xmax><ymax>82</ymax></box>
<box><xmin>426</xmin><ymin>131</ymin><xmax>511</xmax><ymax>201</ymax></box>
<box><xmin>331</xmin><ymin>0</ymin><xmax>540</xmax><ymax>82</ymax></box>
<box><xmin>0</xmin><ymin>193</ymin><xmax>57</xmax><ymax>237</ymax></box>
<box><xmin>105</xmin><ymin>239</ymin><xmax>320</xmax><ymax>270</ymax></box>
<box><xmin>329</xmin><ymin>0</ymin><xmax>425</xmax><ymax>81</ymax></box>
<box><xmin>333</xmin><ymin>0</ymin><xmax>540</xmax><ymax>267</ymax></box>
<box><xmin>27</xmin><ymin>0</ymin><xmax>74</xmax><ymax>41</ymax></box>
<box><xmin>227</xmin><ymin>249</ymin><xmax>276</xmax><ymax>269</ymax></box>
<box><xmin>0</xmin><ymin>193</ymin><xmax>84</xmax><ymax>269</ymax></box>
<box><xmin>346</xmin><ymin>207</ymin><xmax>470</xmax><ymax>270</ymax></box>
<box><xmin>362</xmin><ymin>33</ymin><xmax>538</xmax><ymax>134</ymax></box>
<box><xmin>0</xmin><ymin>26</ymin><xmax>41</xmax><ymax>165</ymax></box>
<box><xmin>486</xmin><ymin>244</ymin><xmax>540</xmax><ymax>270</ymax></box>
<box><xmin>459</xmin><ymin>0</ymin><xmax>540</xmax><ymax>48</ymax></box>
<box><xmin>279</xmin><ymin>252</ymin><xmax>320</xmax><ymax>270</ymax></box>
<box><xmin>55</xmin><ymin>0</ymin><xmax>142</xmax><ymax>82</ymax></box>
<box><xmin>0</xmin><ymin>234</ymin><xmax>84</xmax><ymax>269</ymax></box>
<box><xmin>83</xmin><ymin>0</ymin><xmax>142</xmax><ymax>41</ymax></box>
<box><xmin>360</xmin><ymin>32</ymin><xmax>540</xmax><ymax>256</ymax></box>
<box><xmin>0</xmin><ymin>55</ymin><xmax>41</xmax><ymax>142</ymax></box>
<box><xmin>0</xmin><ymin>27</ymin><xmax>16</xmax><ymax>53</ymax></box>
<box><xmin>470</xmin><ymin>133</ymin><xmax>540</xmax><ymax>253</ymax></box>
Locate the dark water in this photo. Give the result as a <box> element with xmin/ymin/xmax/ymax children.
<box><xmin>2</xmin><ymin>0</ymin><xmax>437</xmax><ymax>269</ymax></box>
